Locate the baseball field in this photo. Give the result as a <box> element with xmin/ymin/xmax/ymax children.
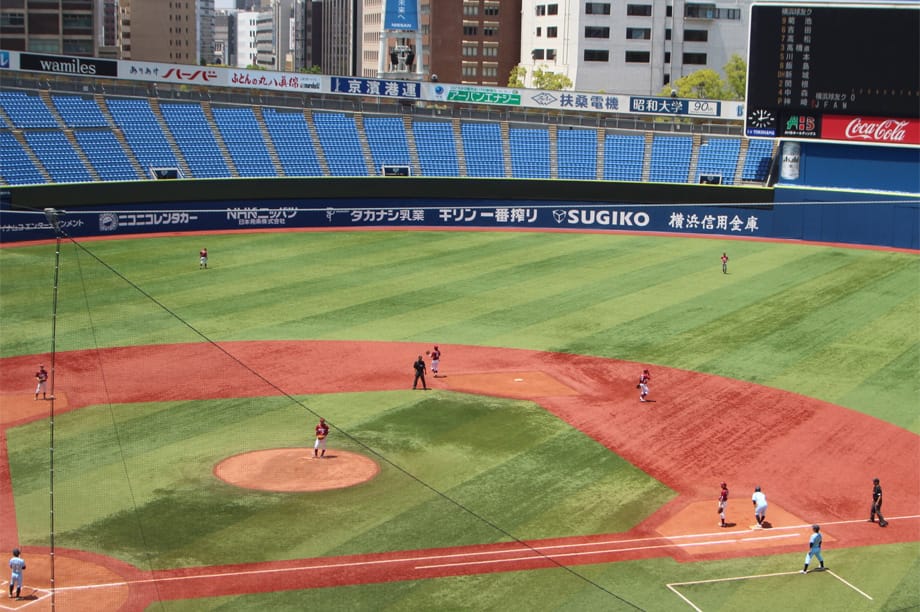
<box><xmin>0</xmin><ymin>228</ymin><xmax>918</xmax><ymax>611</ymax></box>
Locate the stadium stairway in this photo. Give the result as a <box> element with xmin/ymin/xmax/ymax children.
<box><xmin>500</xmin><ymin>120</ymin><xmax>513</xmax><ymax>178</ymax></box>
<box><xmin>641</xmin><ymin>131</ymin><xmax>654</xmax><ymax>181</ymax></box>
<box><xmin>687</xmin><ymin>133</ymin><xmax>702</xmax><ymax>183</ymax></box>
<box><xmin>94</xmin><ymin>94</ymin><xmax>146</xmax><ymax>179</ymax></box>
<box><xmin>401</xmin><ymin>115</ymin><xmax>423</xmax><ymax>176</ymax></box>
<box><xmin>40</xmin><ymin>90</ymin><xmax>100</xmax><ymax>182</ymax></box>
<box><xmin>148</xmin><ymin>98</ymin><xmax>192</xmax><ymax>178</ymax></box>
<box><xmin>451</xmin><ymin>117</ymin><xmax>468</xmax><ymax>177</ymax></box>
<box><xmin>251</xmin><ymin>106</ymin><xmax>285</xmax><ymax>176</ymax></box>
<box><xmin>200</xmin><ymin>100</ymin><xmax>239</xmax><ymax>178</ymax></box>
<box><xmin>595</xmin><ymin>129</ymin><xmax>605</xmax><ymax>181</ymax></box>
<box><xmin>548</xmin><ymin>125</ymin><xmax>558</xmax><ymax>179</ymax></box>
<box><xmin>353</xmin><ymin>114</ymin><xmax>377</xmax><ymax>175</ymax></box>
<box><xmin>302</xmin><ymin>109</ymin><xmax>331</xmax><ymax>175</ymax></box>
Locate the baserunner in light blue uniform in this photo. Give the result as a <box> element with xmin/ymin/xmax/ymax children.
<box><xmin>801</xmin><ymin>525</ymin><xmax>825</xmax><ymax>573</ymax></box>
<box><xmin>8</xmin><ymin>548</ymin><xmax>25</xmax><ymax>599</ymax></box>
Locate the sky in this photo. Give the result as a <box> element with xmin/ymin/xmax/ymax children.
<box><xmin>215</xmin><ymin>0</ymin><xmax>234</xmax><ymax>9</ymax></box>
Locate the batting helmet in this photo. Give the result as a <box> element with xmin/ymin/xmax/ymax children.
<box><xmin>755</xmin><ymin>486</ymin><xmax>761</xmax><ymax>492</ymax></box>
<box><xmin>12</xmin><ymin>548</ymin><xmax>20</xmax><ymax>556</ymax></box>
<box><xmin>812</xmin><ymin>524</ymin><xmax>820</xmax><ymax>532</ymax></box>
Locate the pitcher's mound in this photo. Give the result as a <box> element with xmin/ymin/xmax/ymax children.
<box><xmin>214</xmin><ymin>448</ymin><xmax>379</xmax><ymax>492</ymax></box>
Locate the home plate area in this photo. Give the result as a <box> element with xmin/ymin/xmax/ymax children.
<box><xmin>655</xmin><ymin>500</ymin><xmax>837</xmax><ymax>556</ymax></box>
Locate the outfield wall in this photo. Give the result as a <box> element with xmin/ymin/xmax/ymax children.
<box><xmin>1</xmin><ymin>178</ymin><xmax>917</xmax><ymax>249</ymax></box>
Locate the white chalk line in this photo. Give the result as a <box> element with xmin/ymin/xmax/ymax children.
<box><xmin>38</xmin><ymin>514</ymin><xmax>920</xmax><ymax>593</ymax></box>
<box><xmin>667</xmin><ymin>567</ymin><xmax>875</xmax><ymax>611</ymax></box>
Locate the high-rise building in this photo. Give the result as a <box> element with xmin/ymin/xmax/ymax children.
<box><xmin>0</xmin><ymin>0</ymin><xmax>97</xmax><ymax>56</ymax></box>
<box><xmin>519</xmin><ymin>0</ymin><xmax>751</xmax><ymax>95</ymax></box>
<box><xmin>119</xmin><ymin>0</ymin><xmax>215</xmax><ymax>64</ymax></box>
<box><xmin>233</xmin><ymin>10</ymin><xmax>259</xmax><ymax>67</ymax></box>
<box><xmin>319</xmin><ymin>0</ymin><xmax>358</xmax><ymax>76</ymax></box>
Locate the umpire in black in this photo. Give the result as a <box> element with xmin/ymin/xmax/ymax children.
<box><xmin>869</xmin><ymin>478</ymin><xmax>888</xmax><ymax>527</ymax></box>
<box><xmin>413</xmin><ymin>355</ymin><xmax>428</xmax><ymax>390</ymax></box>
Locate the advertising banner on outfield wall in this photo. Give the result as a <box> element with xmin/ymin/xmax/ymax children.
<box><xmin>4</xmin><ymin>199</ymin><xmax>917</xmax><ymax>248</ymax></box>
<box><xmin>2</xmin><ymin>200</ymin><xmax>767</xmax><ymax>242</ymax></box>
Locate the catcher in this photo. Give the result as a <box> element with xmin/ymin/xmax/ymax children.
<box><xmin>314</xmin><ymin>417</ymin><xmax>330</xmax><ymax>458</ymax></box>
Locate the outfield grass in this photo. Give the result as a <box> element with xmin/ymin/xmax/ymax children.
<box><xmin>2</xmin><ymin>232</ymin><xmax>917</xmax><ymax>430</ymax></box>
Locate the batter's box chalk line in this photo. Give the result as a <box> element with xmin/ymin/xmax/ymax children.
<box><xmin>0</xmin><ymin>583</ymin><xmax>52</xmax><ymax>610</ymax></box>
<box><xmin>667</xmin><ymin>569</ymin><xmax>873</xmax><ymax>611</ymax></box>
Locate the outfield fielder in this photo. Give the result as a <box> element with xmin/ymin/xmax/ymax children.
<box><xmin>751</xmin><ymin>486</ymin><xmax>768</xmax><ymax>528</ymax></box>
<box><xmin>313</xmin><ymin>418</ymin><xmax>329</xmax><ymax>458</ymax></box>
<box><xmin>801</xmin><ymin>524</ymin><xmax>825</xmax><ymax>573</ymax></box>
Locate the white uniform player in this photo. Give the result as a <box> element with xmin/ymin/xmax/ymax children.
<box><xmin>751</xmin><ymin>486</ymin><xmax>768</xmax><ymax>528</ymax></box>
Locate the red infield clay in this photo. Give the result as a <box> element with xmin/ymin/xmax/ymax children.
<box><xmin>0</xmin><ymin>340</ymin><xmax>917</xmax><ymax>611</ymax></box>
<box><xmin>214</xmin><ymin>448</ymin><xmax>379</xmax><ymax>492</ymax></box>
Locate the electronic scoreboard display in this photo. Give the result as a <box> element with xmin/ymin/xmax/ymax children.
<box><xmin>745</xmin><ymin>3</ymin><xmax>920</xmax><ymax>146</ymax></box>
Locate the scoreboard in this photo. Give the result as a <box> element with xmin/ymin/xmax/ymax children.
<box><xmin>745</xmin><ymin>3</ymin><xmax>920</xmax><ymax>146</ymax></box>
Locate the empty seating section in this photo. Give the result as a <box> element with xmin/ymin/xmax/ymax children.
<box><xmin>649</xmin><ymin>135</ymin><xmax>692</xmax><ymax>183</ymax></box>
<box><xmin>604</xmin><ymin>134</ymin><xmax>644</xmax><ymax>181</ymax></box>
<box><xmin>0</xmin><ymin>132</ymin><xmax>46</xmax><ymax>185</ymax></box>
<box><xmin>461</xmin><ymin>122</ymin><xmax>504</xmax><ymax>178</ymax></box>
<box><xmin>363</xmin><ymin>115</ymin><xmax>412</xmax><ymax>174</ymax></box>
<box><xmin>312</xmin><ymin>112</ymin><xmax>368</xmax><ymax>176</ymax></box>
<box><xmin>0</xmin><ymin>87</ymin><xmax>782</xmax><ymax>188</ymax></box>
<box><xmin>261</xmin><ymin>108</ymin><xmax>323</xmax><ymax>176</ymax></box>
<box><xmin>509</xmin><ymin>127</ymin><xmax>551</xmax><ymax>179</ymax></box>
<box><xmin>24</xmin><ymin>131</ymin><xmax>93</xmax><ymax>183</ymax></box>
<box><xmin>212</xmin><ymin>106</ymin><xmax>276</xmax><ymax>177</ymax></box>
<box><xmin>106</xmin><ymin>98</ymin><xmax>181</xmax><ymax>177</ymax></box>
<box><xmin>51</xmin><ymin>95</ymin><xmax>108</xmax><ymax>127</ymax></box>
<box><xmin>74</xmin><ymin>131</ymin><xmax>140</xmax><ymax>181</ymax></box>
<box><xmin>557</xmin><ymin>129</ymin><xmax>597</xmax><ymax>180</ymax></box>
<box><xmin>159</xmin><ymin>102</ymin><xmax>230</xmax><ymax>178</ymax></box>
<box><xmin>695</xmin><ymin>137</ymin><xmax>741</xmax><ymax>184</ymax></box>
<box><xmin>412</xmin><ymin>121</ymin><xmax>460</xmax><ymax>176</ymax></box>
<box><xmin>0</xmin><ymin>91</ymin><xmax>58</xmax><ymax>128</ymax></box>
<box><xmin>742</xmin><ymin>139</ymin><xmax>775</xmax><ymax>182</ymax></box>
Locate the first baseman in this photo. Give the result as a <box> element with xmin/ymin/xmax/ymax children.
<box><xmin>751</xmin><ymin>486</ymin><xmax>768</xmax><ymax>528</ymax></box>
<box><xmin>801</xmin><ymin>524</ymin><xmax>825</xmax><ymax>573</ymax></box>
<box><xmin>8</xmin><ymin>548</ymin><xmax>25</xmax><ymax>599</ymax></box>
<box><xmin>313</xmin><ymin>418</ymin><xmax>329</xmax><ymax>458</ymax></box>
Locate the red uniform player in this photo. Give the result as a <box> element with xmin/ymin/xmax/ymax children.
<box><xmin>314</xmin><ymin>418</ymin><xmax>330</xmax><ymax>458</ymax></box>
<box><xmin>718</xmin><ymin>482</ymin><xmax>729</xmax><ymax>527</ymax></box>
<box><xmin>638</xmin><ymin>369</ymin><xmax>651</xmax><ymax>402</ymax></box>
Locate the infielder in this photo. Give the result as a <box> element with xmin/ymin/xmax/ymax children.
<box><xmin>638</xmin><ymin>369</ymin><xmax>651</xmax><ymax>402</ymax></box>
<box><xmin>313</xmin><ymin>418</ymin><xmax>329</xmax><ymax>458</ymax></box>
<box><xmin>8</xmin><ymin>548</ymin><xmax>25</xmax><ymax>599</ymax></box>
<box><xmin>751</xmin><ymin>486</ymin><xmax>768</xmax><ymax>528</ymax></box>
<box><xmin>718</xmin><ymin>482</ymin><xmax>729</xmax><ymax>527</ymax></box>
<box><xmin>430</xmin><ymin>345</ymin><xmax>441</xmax><ymax>377</ymax></box>
<box><xmin>801</xmin><ymin>524</ymin><xmax>825</xmax><ymax>573</ymax></box>
<box><xmin>34</xmin><ymin>364</ymin><xmax>48</xmax><ymax>400</ymax></box>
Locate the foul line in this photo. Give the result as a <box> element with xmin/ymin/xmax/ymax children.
<box><xmin>827</xmin><ymin>570</ymin><xmax>873</xmax><ymax>600</ymax></box>
<box><xmin>38</xmin><ymin>514</ymin><xmax>919</xmax><ymax>594</ymax></box>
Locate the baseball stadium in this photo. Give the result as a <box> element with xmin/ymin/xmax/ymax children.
<box><xmin>1</xmin><ymin>8</ymin><xmax>919</xmax><ymax>611</ymax></box>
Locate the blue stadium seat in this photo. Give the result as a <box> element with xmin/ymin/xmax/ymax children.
<box><xmin>24</xmin><ymin>131</ymin><xmax>93</xmax><ymax>183</ymax></box>
<box><xmin>312</xmin><ymin>112</ymin><xmax>368</xmax><ymax>176</ymax></box>
<box><xmin>106</xmin><ymin>98</ymin><xmax>182</xmax><ymax>177</ymax></box>
<box><xmin>211</xmin><ymin>106</ymin><xmax>276</xmax><ymax>177</ymax></box>
<box><xmin>74</xmin><ymin>131</ymin><xmax>141</xmax><ymax>181</ymax></box>
<box><xmin>159</xmin><ymin>102</ymin><xmax>231</xmax><ymax>178</ymax></box>
<box><xmin>695</xmin><ymin>137</ymin><xmax>741</xmax><ymax>185</ymax></box>
<box><xmin>363</xmin><ymin>115</ymin><xmax>412</xmax><ymax>174</ymax></box>
<box><xmin>0</xmin><ymin>91</ymin><xmax>58</xmax><ymax>128</ymax></box>
<box><xmin>557</xmin><ymin>128</ymin><xmax>597</xmax><ymax>180</ymax></box>
<box><xmin>461</xmin><ymin>122</ymin><xmax>504</xmax><ymax>178</ymax></box>
<box><xmin>604</xmin><ymin>134</ymin><xmax>645</xmax><ymax>182</ymax></box>
<box><xmin>261</xmin><ymin>108</ymin><xmax>323</xmax><ymax>177</ymax></box>
<box><xmin>51</xmin><ymin>95</ymin><xmax>108</xmax><ymax>128</ymax></box>
<box><xmin>509</xmin><ymin>127</ymin><xmax>550</xmax><ymax>179</ymax></box>
<box><xmin>742</xmin><ymin>139</ymin><xmax>775</xmax><ymax>182</ymax></box>
<box><xmin>0</xmin><ymin>131</ymin><xmax>47</xmax><ymax>184</ymax></box>
<box><xmin>649</xmin><ymin>135</ymin><xmax>692</xmax><ymax>183</ymax></box>
<box><xmin>412</xmin><ymin>121</ymin><xmax>460</xmax><ymax>177</ymax></box>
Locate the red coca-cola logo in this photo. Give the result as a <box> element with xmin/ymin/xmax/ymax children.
<box><xmin>821</xmin><ymin>115</ymin><xmax>919</xmax><ymax>146</ymax></box>
<box><xmin>843</xmin><ymin>117</ymin><xmax>909</xmax><ymax>142</ymax></box>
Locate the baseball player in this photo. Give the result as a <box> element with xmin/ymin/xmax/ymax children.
<box><xmin>751</xmin><ymin>486</ymin><xmax>768</xmax><ymax>528</ymax></box>
<box><xmin>718</xmin><ymin>482</ymin><xmax>729</xmax><ymax>527</ymax></box>
<box><xmin>869</xmin><ymin>478</ymin><xmax>888</xmax><ymax>527</ymax></box>
<box><xmin>34</xmin><ymin>364</ymin><xmax>48</xmax><ymax>400</ymax></box>
<box><xmin>199</xmin><ymin>247</ymin><xmax>208</xmax><ymax>269</ymax></box>
<box><xmin>801</xmin><ymin>524</ymin><xmax>825</xmax><ymax>573</ymax></box>
<box><xmin>313</xmin><ymin>418</ymin><xmax>329</xmax><ymax>458</ymax></box>
<box><xmin>430</xmin><ymin>345</ymin><xmax>441</xmax><ymax>377</ymax></box>
<box><xmin>8</xmin><ymin>548</ymin><xmax>25</xmax><ymax>599</ymax></box>
<box><xmin>638</xmin><ymin>369</ymin><xmax>651</xmax><ymax>402</ymax></box>
<box><xmin>721</xmin><ymin>252</ymin><xmax>729</xmax><ymax>274</ymax></box>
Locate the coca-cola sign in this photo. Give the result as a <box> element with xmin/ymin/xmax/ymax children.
<box><xmin>822</xmin><ymin>115</ymin><xmax>920</xmax><ymax>146</ymax></box>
